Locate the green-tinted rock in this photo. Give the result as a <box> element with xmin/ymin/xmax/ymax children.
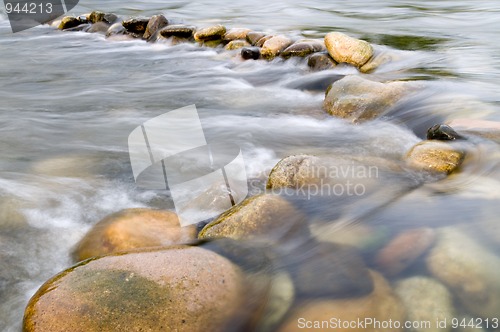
<box><xmin>194</xmin><ymin>25</ymin><xmax>226</xmax><ymax>42</ymax></box>
<box><xmin>199</xmin><ymin>194</ymin><xmax>309</xmax><ymax>246</ymax></box>
<box><xmin>143</xmin><ymin>14</ymin><xmax>168</xmax><ymax>41</ymax></box>
<box><xmin>159</xmin><ymin>24</ymin><xmax>196</xmax><ymax>39</ymax></box>
<box><xmin>223</xmin><ymin>28</ymin><xmax>252</xmax><ymax>41</ymax></box>
<box><xmin>405</xmin><ymin>141</ymin><xmax>464</xmax><ymax>174</ymax></box>
<box><xmin>395</xmin><ymin>276</ymin><xmax>455</xmax><ymax>332</ymax></box>
<box><xmin>73</xmin><ymin>208</ymin><xmax>197</xmax><ymax>262</ymax></box>
<box><xmin>246</xmin><ymin>31</ymin><xmax>266</xmax><ymax>46</ymax></box>
<box><xmin>281</xmin><ymin>40</ymin><xmax>324</xmax><ymax>58</ymax></box>
<box><xmin>307</xmin><ymin>52</ymin><xmax>337</xmax><ymax>71</ymax></box>
<box><xmin>122</xmin><ymin>17</ymin><xmax>150</xmax><ymax>35</ymax></box>
<box><xmin>324</xmin><ymin>32</ymin><xmax>374</xmax><ymax>67</ymax></box>
<box><xmin>88</xmin><ymin>11</ymin><xmax>117</xmax><ymax>24</ymax></box>
<box><xmin>323</xmin><ymin>75</ymin><xmax>410</xmax><ymax>122</ymax></box>
<box><xmin>261</xmin><ymin>35</ymin><xmax>293</xmax><ymax>60</ymax></box>
<box><xmin>225</xmin><ymin>40</ymin><xmax>251</xmax><ymax>50</ymax></box>
<box><xmin>426</xmin><ymin>227</ymin><xmax>500</xmax><ymax>320</ymax></box>
<box><xmin>24</xmin><ymin>246</ymin><xmax>251</xmax><ymax>332</ymax></box>
<box><xmin>58</xmin><ymin>16</ymin><xmax>85</xmax><ymax>30</ymax></box>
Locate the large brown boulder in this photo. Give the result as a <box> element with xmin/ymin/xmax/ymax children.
<box><xmin>73</xmin><ymin>208</ymin><xmax>197</xmax><ymax>261</ymax></box>
<box><xmin>24</xmin><ymin>246</ymin><xmax>252</xmax><ymax>332</ymax></box>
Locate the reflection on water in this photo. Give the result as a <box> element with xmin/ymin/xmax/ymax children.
<box><xmin>1</xmin><ymin>0</ymin><xmax>500</xmax><ymax>331</ymax></box>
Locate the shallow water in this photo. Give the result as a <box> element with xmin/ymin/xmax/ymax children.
<box><xmin>1</xmin><ymin>1</ymin><xmax>500</xmax><ymax>331</ymax></box>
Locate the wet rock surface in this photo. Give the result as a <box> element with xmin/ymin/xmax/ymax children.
<box><xmin>284</xmin><ymin>242</ymin><xmax>374</xmax><ymax>298</ymax></box>
<box><xmin>159</xmin><ymin>24</ymin><xmax>196</xmax><ymax>39</ymax></box>
<box><xmin>325</xmin><ymin>32</ymin><xmax>374</xmax><ymax>67</ymax></box>
<box><xmin>395</xmin><ymin>276</ymin><xmax>455</xmax><ymax>332</ymax></box>
<box><xmin>143</xmin><ymin>14</ymin><xmax>168</xmax><ymax>41</ymax></box>
<box><xmin>323</xmin><ymin>75</ymin><xmax>411</xmax><ymax>122</ymax></box>
<box><xmin>223</xmin><ymin>28</ymin><xmax>252</xmax><ymax>41</ymax></box>
<box><xmin>58</xmin><ymin>16</ymin><xmax>87</xmax><ymax>30</ymax></box>
<box><xmin>241</xmin><ymin>47</ymin><xmax>261</xmax><ymax>60</ymax></box>
<box><xmin>278</xmin><ymin>270</ymin><xmax>406</xmax><ymax>332</ymax></box>
<box><xmin>88</xmin><ymin>11</ymin><xmax>117</xmax><ymax>24</ymax></box>
<box><xmin>246</xmin><ymin>31</ymin><xmax>266</xmax><ymax>45</ymax></box>
<box><xmin>405</xmin><ymin>140</ymin><xmax>464</xmax><ymax>174</ymax></box>
<box><xmin>427</xmin><ymin>227</ymin><xmax>500</xmax><ymax>320</ymax></box>
<box><xmin>198</xmin><ymin>194</ymin><xmax>309</xmax><ymax>247</ymax></box>
<box><xmin>261</xmin><ymin>35</ymin><xmax>293</xmax><ymax>60</ymax></box>
<box><xmin>307</xmin><ymin>52</ymin><xmax>337</xmax><ymax>71</ymax></box>
<box><xmin>194</xmin><ymin>25</ymin><xmax>226</xmax><ymax>42</ymax></box>
<box><xmin>73</xmin><ymin>208</ymin><xmax>197</xmax><ymax>261</ymax></box>
<box><xmin>281</xmin><ymin>40</ymin><xmax>324</xmax><ymax>58</ymax></box>
<box><xmin>375</xmin><ymin>227</ymin><xmax>436</xmax><ymax>276</ymax></box>
<box><xmin>122</xmin><ymin>17</ymin><xmax>151</xmax><ymax>35</ymax></box>
<box><xmin>23</xmin><ymin>246</ymin><xmax>252</xmax><ymax>332</ymax></box>
<box><xmin>427</xmin><ymin>124</ymin><xmax>464</xmax><ymax>141</ymax></box>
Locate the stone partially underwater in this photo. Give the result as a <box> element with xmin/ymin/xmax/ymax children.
<box><xmin>20</xmin><ymin>9</ymin><xmax>500</xmax><ymax>332</ymax></box>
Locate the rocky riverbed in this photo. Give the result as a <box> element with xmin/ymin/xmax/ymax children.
<box><xmin>1</xmin><ymin>4</ymin><xmax>500</xmax><ymax>332</ymax></box>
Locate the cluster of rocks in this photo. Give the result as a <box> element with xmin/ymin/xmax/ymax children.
<box><xmin>52</xmin><ymin>11</ymin><xmax>390</xmax><ymax>72</ymax></box>
<box><xmin>22</xmin><ymin>9</ymin><xmax>500</xmax><ymax>332</ymax></box>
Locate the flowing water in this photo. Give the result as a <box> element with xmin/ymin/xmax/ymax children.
<box><xmin>1</xmin><ymin>1</ymin><xmax>500</xmax><ymax>331</ymax></box>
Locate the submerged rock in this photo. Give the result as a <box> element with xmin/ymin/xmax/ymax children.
<box><xmin>58</xmin><ymin>16</ymin><xmax>86</xmax><ymax>30</ymax></box>
<box><xmin>122</xmin><ymin>17</ymin><xmax>150</xmax><ymax>35</ymax></box>
<box><xmin>324</xmin><ymin>32</ymin><xmax>374</xmax><ymax>67</ymax></box>
<box><xmin>246</xmin><ymin>31</ymin><xmax>266</xmax><ymax>46</ymax></box>
<box><xmin>194</xmin><ymin>25</ymin><xmax>226</xmax><ymax>42</ymax></box>
<box><xmin>159</xmin><ymin>25</ymin><xmax>196</xmax><ymax>39</ymax></box>
<box><xmin>427</xmin><ymin>124</ymin><xmax>464</xmax><ymax>141</ymax></box>
<box><xmin>395</xmin><ymin>276</ymin><xmax>455</xmax><ymax>332</ymax></box>
<box><xmin>241</xmin><ymin>47</ymin><xmax>261</xmax><ymax>60</ymax></box>
<box><xmin>307</xmin><ymin>52</ymin><xmax>337</xmax><ymax>71</ymax></box>
<box><xmin>225</xmin><ymin>40</ymin><xmax>250</xmax><ymax>50</ymax></box>
<box><xmin>360</xmin><ymin>49</ymin><xmax>396</xmax><ymax>73</ymax></box>
<box><xmin>278</xmin><ymin>270</ymin><xmax>406</xmax><ymax>332</ymax></box>
<box><xmin>426</xmin><ymin>227</ymin><xmax>500</xmax><ymax>320</ymax></box>
<box><xmin>281</xmin><ymin>40</ymin><xmax>324</xmax><ymax>58</ymax></box>
<box><xmin>106</xmin><ymin>22</ymin><xmax>131</xmax><ymax>39</ymax></box>
<box><xmin>256</xmin><ymin>271</ymin><xmax>295</xmax><ymax>332</ymax></box>
<box><xmin>223</xmin><ymin>28</ymin><xmax>252</xmax><ymax>41</ymax></box>
<box><xmin>88</xmin><ymin>11</ymin><xmax>117</xmax><ymax>24</ymax></box>
<box><xmin>261</xmin><ymin>35</ymin><xmax>293</xmax><ymax>59</ymax></box>
<box><xmin>405</xmin><ymin>141</ymin><xmax>464</xmax><ymax>174</ymax></box>
<box><xmin>143</xmin><ymin>14</ymin><xmax>168</xmax><ymax>41</ymax></box>
<box><xmin>87</xmin><ymin>22</ymin><xmax>110</xmax><ymax>34</ymax></box>
<box><xmin>198</xmin><ymin>194</ymin><xmax>309</xmax><ymax>247</ymax></box>
<box><xmin>323</xmin><ymin>75</ymin><xmax>411</xmax><ymax>122</ymax></box>
<box><xmin>24</xmin><ymin>246</ymin><xmax>252</xmax><ymax>332</ymax></box>
<box><xmin>73</xmin><ymin>208</ymin><xmax>197</xmax><ymax>261</ymax></box>
<box><xmin>284</xmin><ymin>242</ymin><xmax>374</xmax><ymax>298</ymax></box>
<box><xmin>375</xmin><ymin>228</ymin><xmax>436</xmax><ymax>276</ymax></box>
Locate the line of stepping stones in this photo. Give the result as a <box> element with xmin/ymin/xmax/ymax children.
<box><xmin>55</xmin><ymin>11</ymin><xmax>379</xmax><ymax>72</ymax></box>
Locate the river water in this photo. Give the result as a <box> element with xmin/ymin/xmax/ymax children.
<box><xmin>1</xmin><ymin>1</ymin><xmax>500</xmax><ymax>331</ymax></box>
